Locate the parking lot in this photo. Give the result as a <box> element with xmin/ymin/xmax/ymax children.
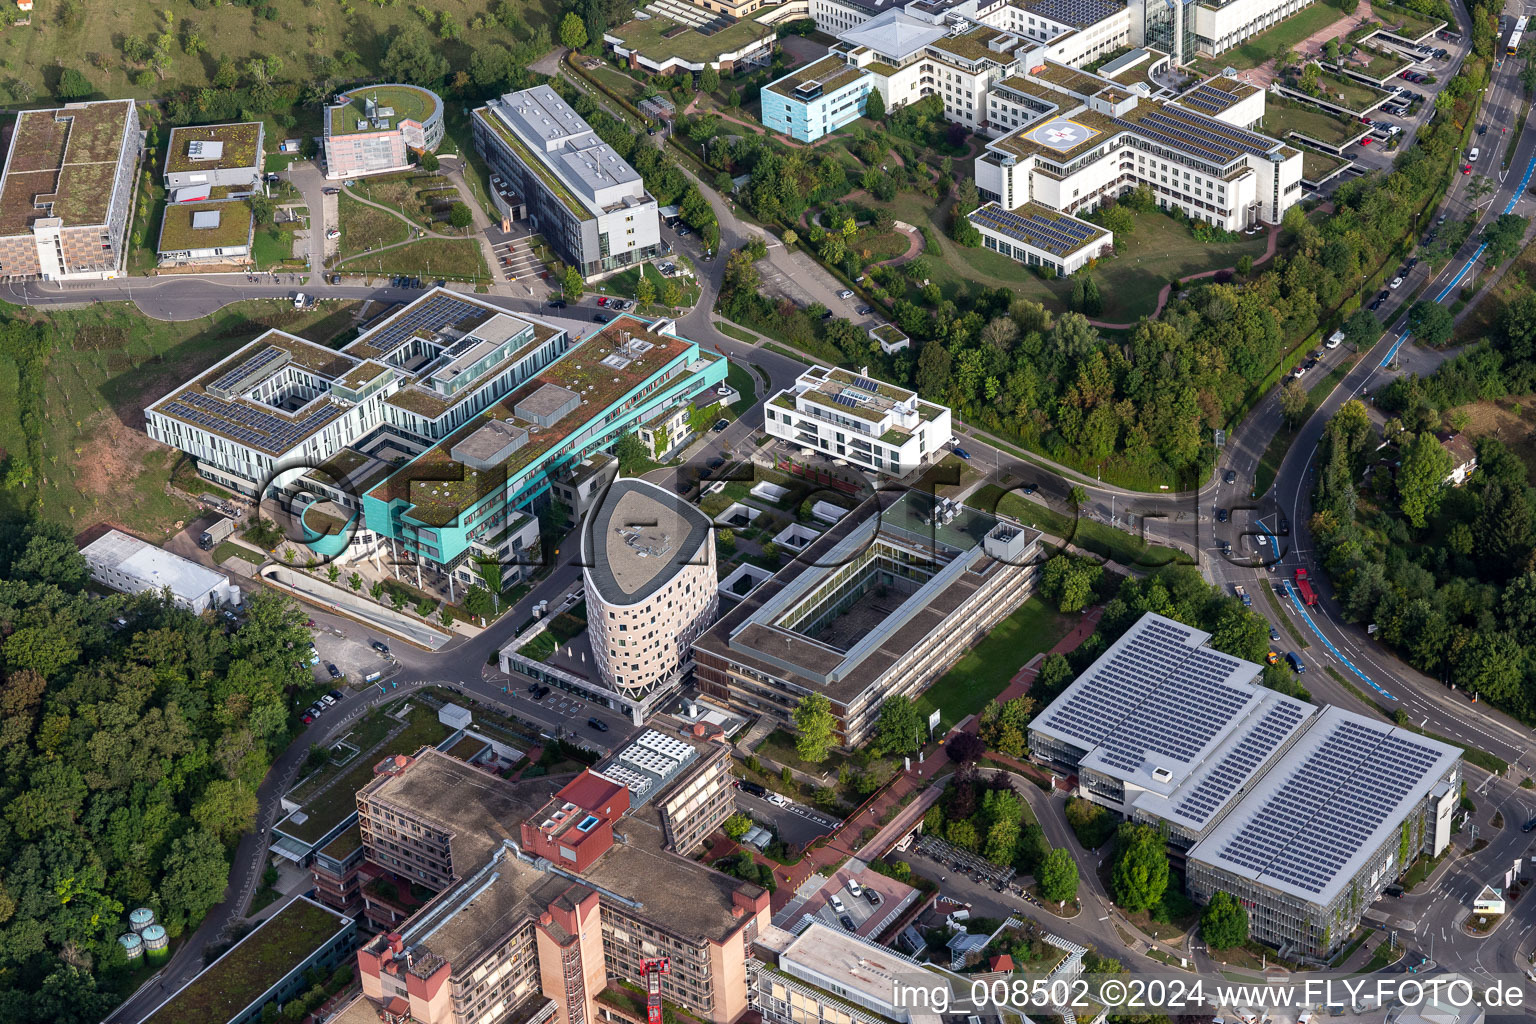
<box><xmin>306</xmin><ymin>626</ymin><xmax>397</xmax><ymax>691</ymax></box>
<box><xmin>491</xmin><ymin>234</ymin><xmax>548</xmax><ymax>284</ymax></box>
<box><xmin>734</xmin><ymin>788</ymin><xmax>840</xmax><ymax>847</ymax></box>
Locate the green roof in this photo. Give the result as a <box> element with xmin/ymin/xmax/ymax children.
<box><xmin>143</xmin><ymin>899</ymin><xmax>347</xmax><ymax>1024</ymax></box>
<box><xmin>165</xmin><ymin>122</ymin><xmax>263</xmax><ymax>173</ymax></box>
<box><xmin>328</xmin><ymin>84</ymin><xmax>440</xmax><ymax>137</ymax></box>
<box><xmin>157</xmin><ymin>200</ymin><xmax>253</xmax><ymax>254</ymax></box>
<box><xmin>765</xmin><ymin>56</ymin><xmax>869</xmax><ymax>99</ymax></box>
<box><xmin>929</xmin><ymin>26</ymin><xmax>1009</xmax><ymax>64</ymax></box>
<box><xmin>610</xmin><ymin>9</ymin><xmax>777</xmax><ymax>64</ymax></box>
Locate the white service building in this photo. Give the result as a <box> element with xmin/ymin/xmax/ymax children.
<box><xmin>82</xmin><ymin>529</ymin><xmax>241</xmax><ymax>614</ymax></box>
<box><xmin>763</xmin><ymin>365</ymin><xmax>951</xmax><ymax>477</ymax></box>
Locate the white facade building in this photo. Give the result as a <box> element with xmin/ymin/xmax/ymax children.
<box><xmin>82</xmin><ymin>530</ymin><xmax>241</xmax><ymax>614</ymax></box>
<box><xmin>763</xmin><ymin>365</ymin><xmax>951</xmax><ymax>477</ymax></box>
<box><xmin>1193</xmin><ymin>0</ymin><xmax>1316</xmax><ymax>57</ymax></box>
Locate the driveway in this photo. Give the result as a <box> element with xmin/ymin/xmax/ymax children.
<box><xmin>282</xmin><ymin>160</ymin><xmax>331</xmax><ymax>283</ymax></box>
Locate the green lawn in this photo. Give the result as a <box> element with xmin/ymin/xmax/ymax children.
<box><xmin>252</xmin><ymin>223</ymin><xmax>299</xmax><ymax>270</ymax></box>
<box><xmin>336</xmin><ymin>192</ymin><xmax>412</xmax><ymax>261</ymax></box>
<box><xmin>342</xmin><ymin>237</ymin><xmax>489</xmax><ymax>283</ymax></box>
<box><xmin>1260</xmin><ymin>97</ymin><xmax>1360</xmax><ymax>147</ymax></box>
<box><xmin>601</xmin><ymin>262</ymin><xmax>701</xmax><ymax>312</ymax></box>
<box><xmin>0</xmin><ymin>299</ymin><xmax>362</xmax><ymax>538</ymax></box>
<box><xmin>914</xmin><ymin>596</ymin><xmax>1073</xmax><ymax>732</ymax></box>
<box><xmin>1203</xmin><ymin>3</ymin><xmax>1349</xmax><ymax>70</ymax></box>
<box><xmin>348</xmin><ymin>171</ymin><xmax>453</xmax><ymax>231</ymax></box>
<box><xmin>212</xmin><ymin>540</ymin><xmax>266</xmax><ymax>566</ymax></box>
<box><xmin>1300</xmin><ymin>148</ymin><xmax>1352</xmax><ymax>183</ymax></box>
<box><xmin>872</xmin><ymin>194</ymin><xmax>1266</xmax><ymax>324</ymax></box>
<box><xmin>715</xmin><ymin>321</ymin><xmax>757</xmax><ymax>344</ymax></box>
<box><xmin>1309</xmin><ymin>70</ymin><xmax>1393</xmax><ymax>113</ymax></box>
<box><xmin>725</xmin><ymin>361</ymin><xmax>757</xmax><ymax>416</ymax></box>
<box><xmin>968</xmin><ymin>484</ymin><xmax>1188</xmax><ymax>567</ymax></box>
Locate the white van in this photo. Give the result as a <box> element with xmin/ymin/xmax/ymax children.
<box><xmin>1326</xmin><ymin>330</ymin><xmax>1345</xmax><ymax>349</ymax></box>
<box><xmin>829</xmin><ymin>894</ymin><xmax>847</xmax><ymax>914</ymax></box>
<box><xmin>847</xmin><ymin>879</ymin><xmax>864</xmax><ymax>898</ymax></box>
<box><xmin>1469</xmin><ymin>147</ymin><xmax>1480</xmax><ymax>161</ymax></box>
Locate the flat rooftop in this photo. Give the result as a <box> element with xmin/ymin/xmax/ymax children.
<box><xmin>143</xmin><ymin>897</ymin><xmax>351</xmax><ymax>1024</ymax></box>
<box><xmin>157</xmin><ymin>199</ymin><xmax>253</xmax><ymax>253</ymax></box>
<box><xmin>1189</xmin><ymin>706</ymin><xmax>1460</xmax><ymax>905</ymax></box>
<box><xmin>0</xmin><ymin>99</ymin><xmax>133</xmax><ymax>235</ymax></box>
<box><xmin>765</xmin><ymin>56</ymin><xmax>871</xmax><ymax>99</ymax></box>
<box><xmin>970</xmin><ymin>200</ymin><xmax>1108</xmax><ymax>258</ymax></box>
<box><xmin>772</xmin><ymin>921</ymin><xmax>920</xmax><ymax>1015</ymax></box>
<box><xmin>326</xmin><ymin>84</ymin><xmax>440</xmax><ymax>137</ymax></box>
<box><xmin>368</xmin><ymin>315</ymin><xmax>695</xmax><ymax>527</ymax></box>
<box><xmin>837</xmin><ymin>9</ymin><xmax>949</xmax><ymax>58</ymax></box>
<box><xmin>1176</xmin><ymin>76</ymin><xmax>1259</xmax><ymax>116</ymax></box>
<box><xmin>695</xmin><ymin>491</ymin><xmax>1037</xmax><ymax>704</ymax></box>
<box><xmin>582</xmin><ymin>478</ymin><xmax>713</xmax><ymax>606</ymax></box>
<box><xmin>484</xmin><ymin>87</ymin><xmax>646</xmax><ymax>208</ymax></box>
<box><xmin>992</xmin><ymin>107</ymin><xmax>1120</xmax><ymax>160</ymax></box>
<box><xmin>1012</xmin><ymin>0</ymin><xmax>1123</xmax><ymax>27</ymax></box>
<box><xmin>82</xmin><ymin>529</ymin><xmax>228</xmax><ymax>601</ymax></box>
<box><xmin>1029</xmin><ymin>613</ymin><xmax>1280</xmax><ymax>798</ymax></box>
<box><xmin>927</xmin><ymin>25</ymin><xmax>1014</xmax><ymax>64</ymax></box>
<box><xmin>1028</xmin><ymin>61</ymin><xmax>1113</xmax><ymax>98</ymax></box>
<box><xmin>165</xmin><ymin>122</ymin><xmax>263</xmax><ymax>173</ymax></box>
<box><xmin>1116</xmin><ymin>97</ymin><xmax>1285</xmax><ymax>165</ymax></box>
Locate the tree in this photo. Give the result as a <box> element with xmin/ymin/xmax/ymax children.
<box><xmin>1201</xmin><ymin>890</ymin><xmax>1249</xmax><ymax>949</ymax></box>
<box><xmin>1037</xmin><ymin>848</ymin><xmax>1079</xmax><ymax>903</ymax></box>
<box><xmin>562</xmin><ymin>265</ymin><xmax>585</xmax><ymax>300</ymax></box>
<box><xmin>381</xmin><ymin>26</ymin><xmax>448</xmax><ymax>85</ymax></box>
<box><xmin>369</xmin><ymin>580</ymin><xmax>385</xmax><ymax>602</ymax></box>
<box><xmin>213</xmin><ymin>55</ymin><xmax>238</xmax><ymax>89</ymax></box>
<box><xmin>192</xmin><ymin>779</ymin><xmax>257</xmax><ymax>843</ymax></box>
<box><xmin>1069</xmin><ymin>484</ymin><xmax>1088</xmax><ymax>512</ymax></box>
<box><xmin>978</xmin><ymin>696</ymin><xmax>1035</xmax><ymax>757</ymax></box>
<box><xmin>612</xmin><ymin>434</ymin><xmax>649</xmax><ymax>474</ymax></box>
<box><xmin>946</xmin><ymin>731</ymin><xmax>985</xmax><ymax>763</ymax></box>
<box><xmin>159</xmin><ymin>828</ymin><xmax>229</xmax><ymax>934</ymax></box>
<box><xmin>863</xmin><ymin>88</ymin><xmax>885</xmax><ymax>122</ymax></box>
<box><xmin>700</xmin><ymin>66</ymin><xmax>720</xmax><ymax>93</ymax></box>
<box><xmin>661</xmin><ymin>279</ymin><xmax>684</xmax><ymax>307</ymax></box>
<box><xmin>1279</xmin><ymin>378</ymin><xmax>1308</xmax><ymax>425</ymax></box>
<box><xmin>1483</xmin><ymin>214</ymin><xmax>1529</xmax><ymax>265</ymax></box>
<box><xmin>348</xmin><ymin>572</ymin><xmax>363</xmax><ymax>591</ymax></box>
<box><xmin>636</xmin><ymin>275</ymin><xmax>656</xmax><ymax>307</ymax></box>
<box><xmin>723</xmin><ymin>812</ymin><xmax>752</xmax><ymax>840</ymax></box>
<box><xmin>1397</xmin><ymin>431</ymin><xmax>1453</xmax><ymax>528</ymax></box>
<box><xmin>249</xmin><ymin>194</ymin><xmax>274</xmax><ymax>225</ymax></box>
<box><xmin>1407</xmin><ymin>300</ymin><xmax>1454</xmax><ymax>347</ymax></box>
<box><xmin>418</xmin><ymin>151</ymin><xmax>439</xmax><ymax>172</ymax></box>
<box><xmin>449</xmin><ymin>202</ymin><xmax>473</xmax><ymax>230</ymax></box>
<box><xmin>56</xmin><ymin>68</ymin><xmax>92</xmax><ymax>100</ymax></box>
<box><xmin>792</xmin><ymin>693</ymin><xmax>837</xmax><ymax>762</ymax></box>
<box><xmin>463</xmin><ymin>585</ymin><xmax>494</xmax><ymax>623</ymax></box>
<box><xmin>1110</xmin><ymin>823</ymin><xmax>1169</xmax><ymax>913</ymax></box>
<box><xmin>560</xmin><ymin>12</ymin><xmax>588</xmax><ymax>49</ymax></box>
<box><xmin>872</xmin><ymin>696</ymin><xmax>921</xmax><ymax>755</ymax></box>
<box><xmin>1343</xmin><ymin>307</ymin><xmax>1380</xmax><ymax>348</ymax></box>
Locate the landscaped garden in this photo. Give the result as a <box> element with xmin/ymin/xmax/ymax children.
<box><xmin>1260</xmin><ymin>96</ymin><xmax>1363</xmax><ymax>148</ymax></box>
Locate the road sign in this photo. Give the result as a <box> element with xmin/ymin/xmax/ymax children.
<box><xmin>928</xmin><ymin>709</ymin><xmax>942</xmax><ymax>735</ymax></box>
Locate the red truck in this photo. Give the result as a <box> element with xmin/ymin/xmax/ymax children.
<box><xmin>1294</xmin><ymin>568</ymin><xmax>1318</xmax><ymax>606</ymax></box>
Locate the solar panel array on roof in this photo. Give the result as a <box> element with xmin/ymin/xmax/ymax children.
<box><xmin>162</xmin><ymin>390</ymin><xmax>342</xmax><ymax>454</ymax></box>
<box><xmin>363</xmin><ymin>293</ymin><xmax>485</xmax><ymax>357</ymax></box>
<box><xmin>1115</xmin><ymin>107</ymin><xmax>1276</xmax><ymax>165</ymax></box>
<box><xmin>971</xmin><ymin>205</ymin><xmax>1101</xmax><ymax>257</ymax></box>
<box><xmin>208</xmin><ymin>345</ymin><xmax>283</xmax><ymax>393</ymax></box>
<box><xmin>852</xmin><ymin>376</ymin><xmax>880</xmax><ymax>393</ymax></box>
<box><xmin>1214</xmin><ymin>719</ymin><xmax>1446</xmax><ymax>895</ymax></box>
<box><xmin>1037</xmin><ymin>616</ymin><xmax>1197</xmax><ymax>745</ymax></box>
<box><xmin>1022</xmin><ymin>0</ymin><xmax>1121</xmax><ymax>28</ymax></box>
<box><xmin>1092</xmin><ymin>646</ymin><xmax>1253</xmax><ymax>773</ymax></box>
<box><xmin>1171</xmin><ymin>700</ymin><xmax>1308</xmax><ymax>825</ymax></box>
<box><xmin>832</xmin><ymin>393</ymin><xmax>859</xmax><ymax>408</ymax></box>
<box><xmin>1177</xmin><ymin>84</ymin><xmax>1233</xmax><ymax>116</ymax></box>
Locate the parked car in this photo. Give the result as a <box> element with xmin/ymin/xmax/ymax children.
<box><xmin>865</xmin><ymin>889</ymin><xmax>882</xmax><ymax>906</ymax></box>
<box><xmin>1269</xmin><ymin>625</ymin><xmax>1281</xmax><ymax>641</ymax></box>
<box><xmin>1370</xmin><ymin>296</ymin><xmax>1385</xmax><ymax>311</ymax></box>
<box><xmin>839</xmin><ymin>915</ymin><xmax>856</xmax><ymax>931</ymax></box>
<box><xmin>1469</xmin><ymin>147</ymin><xmax>1481</xmax><ymax>161</ymax></box>
<box><xmin>676</xmin><ymin>226</ymin><xmax>691</xmax><ymax>237</ymax></box>
<box><xmin>597</xmin><ymin>296</ymin><xmax>609</xmax><ymax>306</ymax></box>
<box><xmin>952</xmin><ymin>447</ymin><xmax>971</xmax><ymax>460</ymax></box>
<box><xmin>302</xmin><ymin>712</ymin><xmax>315</xmax><ymax>724</ymax></box>
<box><xmin>548</xmin><ymin>299</ymin><xmax>566</xmax><ymax>308</ymax></box>
<box><xmin>740</xmin><ymin>780</ymin><xmax>767</xmax><ymax>796</ymax></box>
<box><xmin>1384</xmin><ymin>885</ymin><xmax>1405</xmax><ymax>897</ymax></box>
<box><xmin>1462</xmin><ymin>163</ymin><xmax>1472</xmax><ymax>174</ymax></box>
<box><xmin>847</xmin><ymin>879</ymin><xmax>864</xmax><ymax>898</ymax></box>
<box><xmin>322</xmin><ymin>187</ymin><xmax>340</xmax><ymax>195</ymax></box>
<box><xmin>593</xmin><ymin>313</ymin><xmax>610</xmax><ymax>323</ymax></box>
<box><xmin>1279</xmin><ymin>516</ymin><xmax>1290</xmax><ymax>534</ymax></box>
<box><xmin>587</xmin><ymin>716</ymin><xmax>609</xmax><ymax>732</ymax></box>
<box><xmin>371</xmin><ymin>640</ymin><xmax>391</xmax><ymax>655</ymax></box>
<box><xmin>856</xmin><ymin>305</ymin><xmax>875</xmax><ymax>315</ymax></box>
<box><xmin>1285</xmin><ymin>651</ymin><xmax>1306</xmax><ymax>674</ymax></box>
<box><xmin>326</xmin><ymin>663</ymin><xmax>341</xmax><ymax>679</ymax></box>
<box><xmin>837</xmin><ymin>289</ymin><xmax>854</xmax><ymax>299</ymax></box>
<box><xmin>829</xmin><ymin>895</ymin><xmax>847</xmax><ymax>914</ymax></box>
<box><xmin>321</xmin><ymin>694</ymin><xmax>338</xmax><ymax>708</ymax></box>
<box><xmin>712</xmin><ymin>418</ymin><xmax>729</xmax><ymax>432</ymax></box>
<box><xmin>329</xmin><ymin>689</ymin><xmax>345</xmax><ymax>702</ymax></box>
<box><xmin>1266</xmin><ymin>651</ymin><xmax>1280</xmax><ymax>665</ymax></box>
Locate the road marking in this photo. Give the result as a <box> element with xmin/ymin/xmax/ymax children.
<box><xmin>1281</xmin><ymin>580</ymin><xmax>1397</xmax><ymax>700</ymax></box>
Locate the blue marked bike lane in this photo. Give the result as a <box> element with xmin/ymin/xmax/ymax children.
<box><xmin>1380</xmin><ymin>142</ymin><xmax>1536</xmax><ymax>368</ymax></box>
<box><xmin>1280</xmin><ymin>580</ymin><xmax>1397</xmax><ymax>701</ymax></box>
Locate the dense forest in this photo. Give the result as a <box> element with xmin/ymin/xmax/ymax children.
<box><xmin>0</xmin><ymin>517</ymin><xmax>315</xmax><ymax>1022</ymax></box>
<box><xmin>715</xmin><ymin>11</ymin><xmax>1495</xmax><ymax>486</ymax></box>
<box><xmin>1310</xmin><ymin>253</ymin><xmax>1536</xmax><ymax>719</ymax></box>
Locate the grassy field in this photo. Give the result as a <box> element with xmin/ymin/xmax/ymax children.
<box><xmin>1300</xmin><ymin>148</ymin><xmax>1352</xmax><ymax>182</ymax></box>
<box><xmin>212</xmin><ymin>540</ymin><xmax>266</xmax><ymax>566</ymax></box>
<box><xmin>1310</xmin><ymin>70</ymin><xmax>1392</xmax><ymax>112</ymax></box>
<box><xmin>1203</xmin><ymin>3</ymin><xmax>1349</xmax><ymax>70</ymax></box>
<box><xmin>0</xmin><ymin>0</ymin><xmax>559</xmax><ymax>105</ymax></box>
<box><xmin>348</xmin><ymin>171</ymin><xmax>457</xmax><ymax>231</ymax></box>
<box><xmin>967</xmin><ymin>483</ymin><xmax>1187</xmax><ymax>567</ymax></box>
<box><xmin>601</xmin><ymin>261</ymin><xmax>702</xmax><ymax>311</ymax></box>
<box><xmin>715</xmin><ymin>321</ymin><xmax>758</xmax><ymax>344</ymax></box>
<box><xmin>336</xmin><ymin>192</ymin><xmax>412</xmax><ymax>261</ymax></box>
<box><xmin>251</xmin><ymin>223</ymin><xmax>300</xmax><ymax>270</ymax></box>
<box><xmin>915</xmin><ymin>597</ymin><xmax>1073</xmax><ymax>731</ymax></box>
<box><xmin>343</xmin><ymin>237</ymin><xmax>489</xmax><ymax>283</ymax></box>
<box><xmin>0</xmin><ymin>299</ymin><xmax>364</xmax><ymax>538</ymax></box>
<box><xmin>873</xmin><ymin>195</ymin><xmax>1266</xmax><ymax>323</ymax></box>
<box><xmin>1261</xmin><ymin>97</ymin><xmax>1360</xmax><ymax>147</ymax></box>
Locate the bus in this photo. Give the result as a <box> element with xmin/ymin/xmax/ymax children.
<box><xmin>1510</xmin><ymin>15</ymin><xmax>1527</xmax><ymax>56</ymax></box>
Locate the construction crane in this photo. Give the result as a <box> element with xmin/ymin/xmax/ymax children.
<box><xmin>641</xmin><ymin>958</ymin><xmax>671</xmax><ymax>1024</ymax></box>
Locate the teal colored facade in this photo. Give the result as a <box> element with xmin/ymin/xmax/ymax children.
<box><xmin>761</xmin><ymin>66</ymin><xmax>876</xmax><ymax>143</ymax></box>
<box><xmin>362</xmin><ymin>316</ymin><xmax>728</xmax><ymax>593</ymax></box>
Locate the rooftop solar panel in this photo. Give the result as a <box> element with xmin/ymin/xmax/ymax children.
<box><xmin>852</xmin><ymin>376</ymin><xmax>880</xmax><ymax>392</ymax></box>
<box><xmin>209</xmin><ymin>345</ymin><xmax>283</xmax><ymax>393</ymax></box>
<box><xmin>832</xmin><ymin>393</ymin><xmax>859</xmax><ymax>407</ymax></box>
<box><xmin>362</xmin><ymin>293</ymin><xmax>485</xmax><ymax>357</ymax></box>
